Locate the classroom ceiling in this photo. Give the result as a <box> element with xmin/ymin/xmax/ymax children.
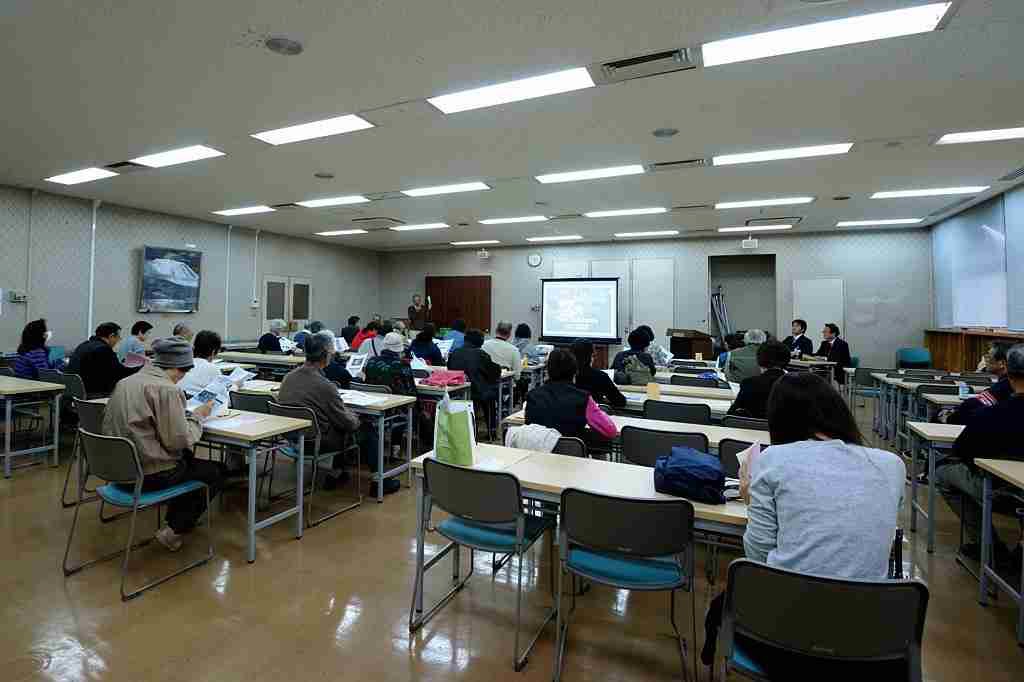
<box><xmin>2</xmin><ymin>0</ymin><xmax>1023</xmax><ymax>251</ymax></box>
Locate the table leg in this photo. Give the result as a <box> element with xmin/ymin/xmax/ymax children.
<box><xmin>909</xmin><ymin>432</ymin><xmax>919</xmax><ymax>534</ymax></box>
<box><xmin>979</xmin><ymin>473</ymin><xmax>993</xmax><ymax>605</ymax></box>
<box><xmin>406</xmin><ymin>404</ymin><xmax>414</xmax><ymax>489</ymax></box>
<box><xmin>414</xmin><ymin>471</ymin><xmax>426</xmax><ymax>615</ymax></box>
<box><xmin>296</xmin><ymin>436</ymin><xmax>304</xmax><ymax>536</ymax></box>
<box><xmin>497</xmin><ymin>377</ymin><xmax>504</xmax><ymax>427</ymax></box>
<box><xmin>927</xmin><ymin>446</ymin><xmax>936</xmax><ymax>554</ymax></box>
<box><xmin>247</xmin><ymin>444</ymin><xmax>258</xmax><ymax>563</ymax></box>
<box><xmin>377</xmin><ymin>414</ymin><xmax>385</xmax><ymax>503</ymax></box>
<box><xmin>51</xmin><ymin>394</ymin><xmax>61</xmax><ymax>467</ymax></box>
<box><xmin>4</xmin><ymin>399</ymin><xmax>12</xmax><ymax>478</ymax></box>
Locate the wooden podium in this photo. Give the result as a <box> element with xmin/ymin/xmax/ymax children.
<box><xmin>666</xmin><ymin>329</ymin><xmax>714</xmax><ymax>360</ymax></box>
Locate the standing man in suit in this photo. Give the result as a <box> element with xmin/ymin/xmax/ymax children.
<box><xmin>727</xmin><ymin>341</ymin><xmax>790</xmax><ymax>419</ymax></box>
<box><xmin>782</xmin><ymin>319</ymin><xmax>813</xmax><ymax>358</ymax></box>
<box><xmin>815</xmin><ymin>323</ymin><xmax>853</xmax><ymax>384</ymax></box>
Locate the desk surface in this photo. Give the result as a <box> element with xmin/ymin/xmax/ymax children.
<box><xmin>203</xmin><ymin>410</ymin><xmax>311</xmax><ymax>442</ymax></box>
<box><xmin>413</xmin><ymin>447</ymin><xmax>748</xmax><ymax>527</ymax></box>
<box><xmin>906</xmin><ymin>421</ymin><xmax>964</xmax><ymax>443</ymax></box>
<box><xmin>975</xmin><ymin>458</ymin><xmax>1024</xmax><ymax>489</ymax></box>
<box><xmin>923</xmin><ymin>393</ymin><xmax>965</xmax><ymax>406</ymax></box>
<box><xmin>503</xmin><ymin>411</ymin><xmax>768</xmax><ymax>447</ymax></box>
<box><xmin>624</xmin><ymin>393</ymin><xmax>733</xmax><ymax>416</ymax></box>
<box><xmin>618</xmin><ymin>382</ymin><xmax>735</xmax><ymax>400</ymax></box>
<box><xmin>214</xmin><ymin>362</ymin><xmax>257</xmax><ymax>372</ymax></box>
<box><xmin>414</xmin><ymin>379</ymin><xmax>471</xmax><ymax>394</ymax></box>
<box><xmin>0</xmin><ymin>376</ymin><xmax>65</xmax><ymax>395</ymax></box>
<box><xmin>790</xmin><ymin>358</ymin><xmax>837</xmax><ymax>367</ymax></box>
<box><xmin>218</xmin><ymin>352</ymin><xmax>304</xmax><ymax>366</ymax></box>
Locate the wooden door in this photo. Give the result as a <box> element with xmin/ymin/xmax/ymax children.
<box><xmin>425</xmin><ymin>275</ymin><xmax>492</xmax><ymax>333</ymax></box>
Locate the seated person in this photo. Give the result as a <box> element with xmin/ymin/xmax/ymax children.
<box><xmin>443</xmin><ymin>319</ymin><xmax>467</xmax><ymax>351</ymax></box>
<box><xmin>727</xmin><ymin>340</ymin><xmax>790</xmax><ymax>419</ymax></box>
<box><xmin>12</xmin><ymin>318</ymin><xmax>59</xmax><ymax>379</ymax></box>
<box><xmin>482</xmin><ymin>321</ymin><xmax>522</xmax><ymax>379</ymax></box>
<box><xmin>118</xmin><ymin>320</ymin><xmax>153</xmax><ymax>362</ymax></box>
<box><xmin>258</xmin><ymin>319</ymin><xmax>288</xmax><ymax>353</ymax></box>
<box><xmin>936</xmin><ymin>343</ymin><xmax>1024</xmax><ymax>568</ymax></box>
<box><xmin>350</xmin><ymin>320</ymin><xmax>380</xmax><ymax>351</ymax></box>
<box><xmin>67</xmin><ymin>322</ymin><xmax>141</xmax><ymax>396</ymax></box>
<box><xmin>315</xmin><ymin>330</ymin><xmax>353</xmax><ymax>388</ymax></box>
<box><xmin>724</xmin><ymin>329</ymin><xmax>765</xmax><ymax>383</ymax></box>
<box><xmin>364</xmin><ymin>333</ymin><xmax>416</xmax><ymax>396</ymax></box>
<box><xmin>782</xmin><ymin>318</ymin><xmax>813</xmax><ymax>357</ymax></box>
<box><xmin>102</xmin><ymin>337</ymin><xmax>224</xmax><ymax>552</ymax></box>
<box><xmin>814</xmin><ymin>323</ymin><xmax>852</xmax><ymax>384</ymax></box>
<box><xmin>341</xmin><ymin>316</ymin><xmax>361</xmax><ymax>345</ymax></box>
<box><xmin>447</xmin><ymin>329</ymin><xmax>502</xmax><ymax>421</ymax></box>
<box><xmin>277</xmin><ymin>333</ymin><xmax>362</xmax><ymax>488</ymax></box>
<box><xmin>512</xmin><ymin>323</ymin><xmax>534</xmax><ymax>356</ymax></box>
<box><xmin>703</xmin><ymin>371</ymin><xmax>904</xmax><ymax>670</ymax></box>
<box><xmin>409</xmin><ymin>323</ymin><xmax>445</xmax><ymax>366</ymax></box>
<box><xmin>364</xmin><ymin>319</ymin><xmax>395</xmax><ymax>357</ymax></box>
<box><xmin>180</xmin><ymin>330</ymin><xmax>225</xmax><ymax>396</ymax></box>
<box><xmin>292</xmin><ymin>320</ymin><xmax>323</xmax><ymax>351</ymax></box>
<box><xmin>946</xmin><ymin>341</ymin><xmax>1012</xmax><ymax>425</ymax></box>
<box><xmin>610</xmin><ymin>329</ymin><xmax>657</xmax><ymax>380</ymax></box>
<box><xmin>525</xmin><ymin>348</ymin><xmax>618</xmax><ymax>446</ymax></box>
<box><xmin>172</xmin><ymin>322</ymin><xmax>194</xmax><ymax>343</ymax></box>
<box><xmin>572</xmin><ymin>339</ymin><xmax>626</xmax><ymax>409</ymax></box>
<box><xmin>635</xmin><ymin>324</ymin><xmax>672</xmax><ymax>366</ymax></box>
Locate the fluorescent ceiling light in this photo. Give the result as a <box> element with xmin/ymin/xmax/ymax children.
<box><xmin>718</xmin><ymin>225</ymin><xmax>793</xmax><ymax>233</ymax></box>
<box><xmin>297</xmin><ymin>195</ymin><xmax>370</xmax><ymax>208</ymax></box>
<box><xmin>315</xmin><ymin>229</ymin><xmax>368</xmax><ymax>236</ymax></box>
<box><xmin>251</xmin><ymin>114</ymin><xmax>374</xmax><ymax>145</ymax></box>
<box><xmin>836</xmin><ymin>219</ymin><xmax>922</xmax><ymax>227</ymax></box>
<box><xmin>701</xmin><ymin>2</ymin><xmax>951</xmax><ymax>67</ymax></box>
<box><xmin>401</xmin><ymin>182</ymin><xmax>490</xmax><ymax>197</ymax></box>
<box><xmin>389</xmin><ymin>223</ymin><xmax>449</xmax><ymax>232</ymax></box>
<box><xmin>614</xmin><ymin>230</ymin><xmax>679</xmax><ymax>238</ymax></box>
<box><xmin>871</xmin><ymin>187</ymin><xmax>988</xmax><ymax>199</ymax></box>
<box><xmin>427</xmin><ymin>67</ymin><xmax>595</xmax><ymax>114</ymax></box>
<box><xmin>535</xmin><ymin>164</ymin><xmax>645</xmax><ymax>184</ymax></box>
<box><xmin>584</xmin><ymin>207</ymin><xmax>667</xmax><ymax>218</ymax></box>
<box><xmin>212</xmin><ymin>205</ymin><xmax>275</xmax><ymax>216</ymax></box>
<box><xmin>937</xmin><ymin>127</ymin><xmax>1024</xmax><ymax>145</ymax></box>
<box><xmin>479</xmin><ymin>215</ymin><xmax>549</xmax><ymax>225</ymax></box>
<box><xmin>712</xmin><ymin>142</ymin><xmax>852</xmax><ymax>166</ymax></box>
<box><xmin>715</xmin><ymin>197</ymin><xmax>814</xmax><ymax>209</ymax></box>
<box><xmin>44</xmin><ymin>167</ymin><xmax>118</xmax><ymax>185</ymax></box>
<box><xmin>451</xmin><ymin>240</ymin><xmax>501</xmax><ymax>246</ymax></box>
<box><xmin>526</xmin><ymin>235</ymin><xmax>583</xmax><ymax>242</ymax></box>
<box><xmin>130</xmin><ymin>144</ymin><xmax>224</xmax><ymax>168</ymax></box>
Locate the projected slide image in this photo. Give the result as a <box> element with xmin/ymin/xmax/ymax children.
<box><xmin>541</xmin><ymin>279</ymin><xmax>618</xmax><ymax>341</ymax></box>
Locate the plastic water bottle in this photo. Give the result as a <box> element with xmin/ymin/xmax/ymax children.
<box><xmin>957</xmin><ymin>381</ymin><xmax>969</xmax><ymax>399</ymax></box>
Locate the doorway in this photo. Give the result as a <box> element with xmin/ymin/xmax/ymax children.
<box><xmin>708</xmin><ymin>255</ymin><xmax>777</xmax><ymax>340</ymax></box>
<box><xmin>263</xmin><ymin>275</ymin><xmax>312</xmax><ymax>334</ymax></box>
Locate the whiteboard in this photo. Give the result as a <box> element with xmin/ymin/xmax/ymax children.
<box><xmin>591</xmin><ymin>258</ymin><xmax>630</xmax><ymax>340</ymax></box>
<box><xmin>633</xmin><ymin>258</ymin><xmax>675</xmax><ymax>350</ymax></box>
<box><xmin>793</xmin><ymin>278</ymin><xmax>844</xmax><ymax>343</ymax></box>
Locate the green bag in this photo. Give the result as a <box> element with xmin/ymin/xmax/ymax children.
<box><xmin>433</xmin><ymin>391</ymin><xmax>477</xmax><ymax>466</ymax></box>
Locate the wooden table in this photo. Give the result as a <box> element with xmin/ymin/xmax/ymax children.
<box><xmin>212</xmin><ymin>361</ymin><xmax>257</xmax><ymax>373</ymax></box>
<box><xmin>975</xmin><ymin>458</ymin><xmax>1024</xmax><ymax>644</ymax></box>
<box><xmin>218</xmin><ymin>352</ymin><xmax>305</xmax><ymax>368</ymax></box>
<box><xmin>502</xmin><ymin>411</ymin><xmax>768</xmax><ymax>454</ymax></box>
<box><xmin>906</xmin><ymin>421</ymin><xmax>963</xmax><ymax>554</ymax></box>
<box><xmin>618</xmin><ymin>382</ymin><xmax>735</xmax><ymax>401</ymax></box>
<box><xmin>0</xmin><ymin>376</ymin><xmax>64</xmax><ymax>478</ymax></box>
<box><xmin>622</xmin><ymin>393</ymin><xmax>733</xmax><ymax>420</ymax></box>
<box><xmin>921</xmin><ymin>393</ymin><xmax>965</xmax><ymax>421</ymax></box>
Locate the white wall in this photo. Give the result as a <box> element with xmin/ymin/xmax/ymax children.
<box><xmin>0</xmin><ymin>186</ymin><xmax>381</xmax><ymax>350</ymax></box>
<box><xmin>378</xmin><ymin>229</ymin><xmax>934</xmax><ymax>368</ymax></box>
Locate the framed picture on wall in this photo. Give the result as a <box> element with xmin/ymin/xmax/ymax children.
<box><xmin>138</xmin><ymin>245</ymin><xmax>202</xmax><ymax>313</ymax></box>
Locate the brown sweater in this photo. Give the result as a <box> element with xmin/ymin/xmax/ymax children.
<box><xmin>277</xmin><ymin>364</ymin><xmax>361</xmax><ymax>439</ymax></box>
<box><xmin>102</xmin><ymin>364</ymin><xmax>204</xmax><ymax>475</ymax></box>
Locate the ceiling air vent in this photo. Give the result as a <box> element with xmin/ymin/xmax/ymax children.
<box><xmin>746</xmin><ymin>216</ymin><xmax>802</xmax><ymax>226</ymax></box>
<box><xmin>649</xmin><ymin>158</ymin><xmax>707</xmax><ymax>172</ymax></box>
<box><xmin>595</xmin><ymin>48</ymin><xmax>699</xmax><ymax>84</ymax></box>
<box><xmin>351</xmin><ymin>216</ymin><xmax>405</xmax><ymax>231</ymax></box>
<box><xmin>997</xmin><ymin>165</ymin><xmax>1024</xmax><ymax>182</ymax></box>
<box><xmin>270</xmin><ymin>202</ymin><xmax>301</xmax><ymax>210</ymax></box>
<box><xmin>670</xmin><ymin>203</ymin><xmax>713</xmax><ymax>212</ymax></box>
<box><xmin>929</xmin><ymin>197</ymin><xmax>973</xmax><ymax>217</ymax></box>
<box><xmin>103</xmin><ymin>161</ymin><xmax>147</xmax><ymax>173</ymax></box>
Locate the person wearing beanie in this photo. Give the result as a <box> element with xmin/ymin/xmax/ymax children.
<box><xmin>102</xmin><ymin>336</ymin><xmax>226</xmax><ymax>552</ymax></box>
<box><xmin>364</xmin><ymin>332</ymin><xmax>417</xmax><ymax>397</ymax></box>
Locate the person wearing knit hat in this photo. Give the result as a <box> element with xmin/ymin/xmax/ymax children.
<box><xmin>362</xmin><ymin>330</ymin><xmax>416</xmax><ymax>496</ymax></box>
<box><xmin>102</xmin><ymin>335</ymin><xmax>226</xmax><ymax>552</ymax></box>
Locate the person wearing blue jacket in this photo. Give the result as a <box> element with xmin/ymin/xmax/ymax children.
<box><xmin>12</xmin><ymin>319</ymin><xmax>59</xmax><ymax>379</ymax></box>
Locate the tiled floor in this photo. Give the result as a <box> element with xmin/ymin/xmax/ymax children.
<box><xmin>1</xmin><ymin>403</ymin><xmax>1022</xmax><ymax>681</ymax></box>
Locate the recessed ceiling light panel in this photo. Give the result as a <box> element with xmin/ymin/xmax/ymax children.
<box><xmin>130</xmin><ymin>144</ymin><xmax>225</xmax><ymax>168</ymax></box>
<box><xmin>936</xmin><ymin>127</ymin><xmax>1024</xmax><ymax>145</ymax></box>
<box><xmin>251</xmin><ymin>114</ymin><xmax>374</xmax><ymax>145</ymax></box>
<box><xmin>836</xmin><ymin>218</ymin><xmax>922</xmax><ymax>226</ymax></box>
<box><xmin>315</xmin><ymin>229</ymin><xmax>368</xmax><ymax>236</ymax></box>
<box><xmin>212</xmin><ymin>205</ymin><xmax>276</xmax><ymax>216</ymax></box>
<box><xmin>297</xmin><ymin>195</ymin><xmax>370</xmax><ymax>208</ymax></box>
<box><xmin>389</xmin><ymin>223</ymin><xmax>450</xmax><ymax>232</ymax></box>
<box><xmin>427</xmin><ymin>67</ymin><xmax>595</xmax><ymax>114</ymax></box>
<box><xmin>712</xmin><ymin>143</ymin><xmax>852</xmax><ymax>166</ymax></box>
<box><xmin>479</xmin><ymin>215</ymin><xmax>549</xmax><ymax>225</ymax></box>
<box><xmin>715</xmin><ymin>197</ymin><xmax>814</xmax><ymax>209</ymax></box>
<box><xmin>718</xmin><ymin>225</ymin><xmax>793</xmax><ymax>233</ymax></box>
<box><xmin>526</xmin><ymin>234</ymin><xmax>584</xmax><ymax>242</ymax></box>
<box><xmin>613</xmin><ymin>230</ymin><xmax>680</xmax><ymax>238</ymax></box>
<box><xmin>871</xmin><ymin>187</ymin><xmax>988</xmax><ymax>199</ymax></box>
<box><xmin>535</xmin><ymin>164</ymin><xmax>645</xmax><ymax>184</ymax></box>
<box><xmin>44</xmin><ymin>167</ymin><xmax>118</xmax><ymax>185</ymax></box>
<box><xmin>451</xmin><ymin>240</ymin><xmax>501</xmax><ymax>246</ymax></box>
<box><xmin>401</xmin><ymin>182</ymin><xmax>490</xmax><ymax>197</ymax></box>
<box><xmin>584</xmin><ymin>207</ymin><xmax>667</xmax><ymax>218</ymax></box>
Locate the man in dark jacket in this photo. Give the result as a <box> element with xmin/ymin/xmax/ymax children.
<box><xmin>447</xmin><ymin>329</ymin><xmax>501</xmax><ymax>404</ymax></box>
<box><xmin>782</xmin><ymin>319</ymin><xmax>814</xmax><ymax>358</ymax></box>
<box><xmin>340</xmin><ymin>316</ymin><xmax>361</xmax><ymax>346</ymax></box>
<box><xmin>727</xmin><ymin>341</ymin><xmax>790</xmax><ymax>419</ymax></box>
<box><xmin>936</xmin><ymin>343</ymin><xmax>1024</xmax><ymax>567</ymax></box>
<box><xmin>814</xmin><ymin>323</ymin><xmax>853</xmax><ymax>384</ymax></box>
<box><xmin>66</xmin><ymin>322</ymin><xmax>140</xmax><ymax>396</ymax></box>
<box><xmin>947</xmin><ymin>342</ymin><xmax>1012</xmax><ymax>425</ymax></box>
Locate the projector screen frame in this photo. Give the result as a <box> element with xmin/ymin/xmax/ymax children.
<box><xmin>539</xmin><ymin>277</ymin><xmax>622</xmax><ymax>345</ymax></box>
